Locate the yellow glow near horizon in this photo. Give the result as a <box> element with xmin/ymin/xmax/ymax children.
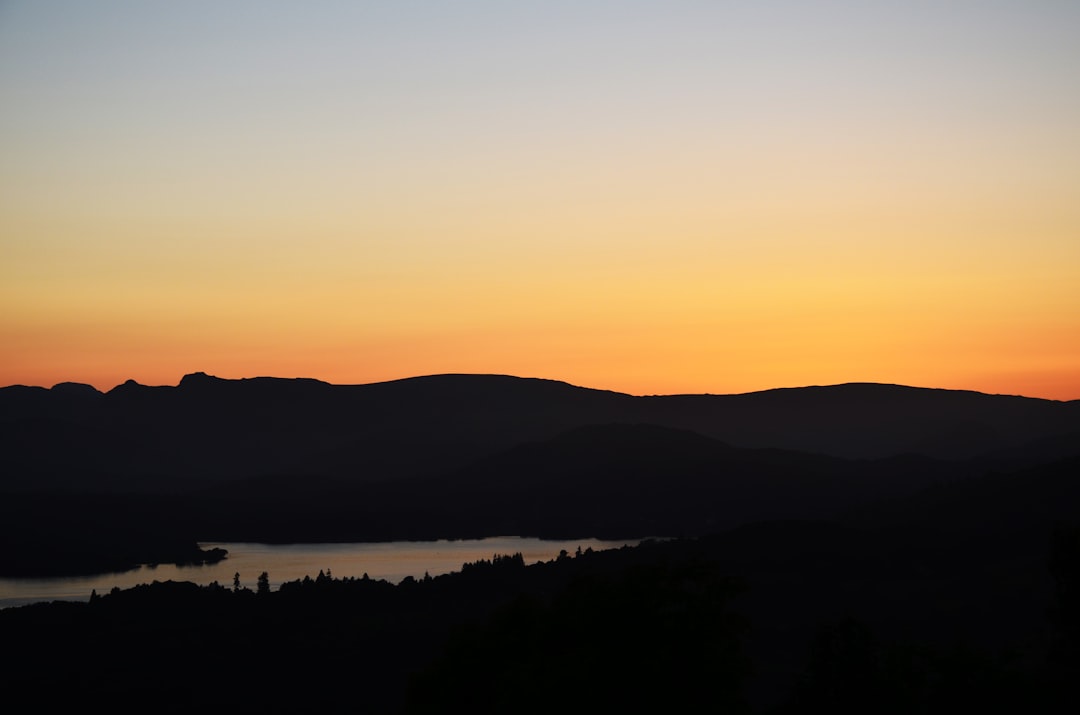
<box><xmin>2</xmin><ymin>2</ymin><xmax>1078</xmax><ymax>399</ymax></box>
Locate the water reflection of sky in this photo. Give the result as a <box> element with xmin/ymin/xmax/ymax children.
<box><xmin>0</xmin><ymin>537</ymin><xmax>637</xmax><ymax>609</ymax></box>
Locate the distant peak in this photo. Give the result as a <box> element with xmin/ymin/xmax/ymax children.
<box><xmin>105</xmin><ymin>378</ymin><xmax>145</xmax><ymax>395</ymax></box>
<box><xmin>49</xmin><ymin>382</ymin><xmax>102</xmax><ymax>397</ymax></box>
<box><xmin>179</xmin><ymin>372</ymin><xmax>225</xmax><ymax>388</ymax></box>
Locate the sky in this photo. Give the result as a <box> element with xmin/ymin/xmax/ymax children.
<box><xmin>2</xmin><ymin>1</ymin><xmax>1078</xmax><ymax>399</ymax></box>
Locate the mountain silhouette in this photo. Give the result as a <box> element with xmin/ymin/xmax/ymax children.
<box><xmin>177</xmin><ymin>422</ymin><xmax>926</xmax><ymax>543</ymax></box>
<box><xmin>2</xmin><ymin>373</ymin><xmax>1077</xmax><ymax>494</ymax></box>
<box><xmin>2</xmin><ymin>372</ymin><xmax>1078</xmax><ymax>576</ymax></box>
<box><xmin>398</xmin><ymin>423</ymin><xmax>958</xmax><ymax>538</ymax></box>
<box><xmin>3</xmin><ymin>373</ymin><xmax>1077</xmax><ymax>714</ymax></box>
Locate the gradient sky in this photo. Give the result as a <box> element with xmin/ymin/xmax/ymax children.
<box><xmin>2</xmin><ymin>1</ymin><xmax>1078</xmax><ymax>398</ymax></box>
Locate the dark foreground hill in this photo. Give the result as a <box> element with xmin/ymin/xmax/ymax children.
<box><xmin>3</xmin><ymin>516</ymin><xmax>1078</xmax><ymax>714</ymax></box>
<box><xmin>3</xmin><ymin>372</ymin><xmax>1078</xmax><ymax>493</ymax></box>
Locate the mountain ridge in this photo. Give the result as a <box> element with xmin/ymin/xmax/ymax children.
<box><xmin>2</xmin><ymin>372</ymin><xmax>1078</xmax><ymax>495</ymax></box>
<box><xmin>3</xmin><ymin>371</ymin><xmax>1074</xmax><ymax>403</ymax></box>
<box><xmin>2</xmin><ymin>373</ymin><xmax>1078</xmax><ymax>580</ymax></box>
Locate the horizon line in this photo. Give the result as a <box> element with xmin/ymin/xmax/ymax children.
<box><xmin>3</xmin><ymin>371</ymin><xmax>1073</xmax><ymax>403</ymax></box>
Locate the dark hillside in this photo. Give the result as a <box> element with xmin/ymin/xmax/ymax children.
<box><xmin>2</xmin><ymin>374</ymin><xmax>1077</xmax><ymax>495</ymax></box>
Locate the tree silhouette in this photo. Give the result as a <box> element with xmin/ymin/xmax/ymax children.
<box><xmin>405</xmin><ymin>559</ymin><xmax>748</xmax><ymax>713</ymax></box>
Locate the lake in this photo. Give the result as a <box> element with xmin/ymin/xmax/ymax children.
<box><xmin>0</xmin><ymin>536</ymin><xmax>638</xmax><ymax>609</ymax></box>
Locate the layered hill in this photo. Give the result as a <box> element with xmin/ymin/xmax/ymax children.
<box><xmin>1</xmin><ymin>372</ymin><xmax>1079</xmax><ymax>578</ymax></box>
<box><xmin>2</xmin><ymin>372</ymin><xmax>1078</xmax><ymax>493</ymax></box>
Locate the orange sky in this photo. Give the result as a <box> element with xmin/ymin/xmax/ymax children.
<box><xmin>2</xmin><ymin>2</ymin><xmax>1078</xmax><ymax>399</ymax></box>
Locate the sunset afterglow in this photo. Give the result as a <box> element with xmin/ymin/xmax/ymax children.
<box><xmin>2</xmin><ymin>2</ymin><xmax>1078</xmax><ymax>398</ymax></box>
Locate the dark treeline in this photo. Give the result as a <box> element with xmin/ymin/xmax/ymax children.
<box><xmin>3</xmin><ymin>528</ymin><xmax>1079</xmax><ymax>714</ymax></box>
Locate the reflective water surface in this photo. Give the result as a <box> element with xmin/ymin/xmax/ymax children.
<box><xmin>0</xmin><ymin>536</ymin><xmax>637</xmax><ymax>609</ymax></box>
